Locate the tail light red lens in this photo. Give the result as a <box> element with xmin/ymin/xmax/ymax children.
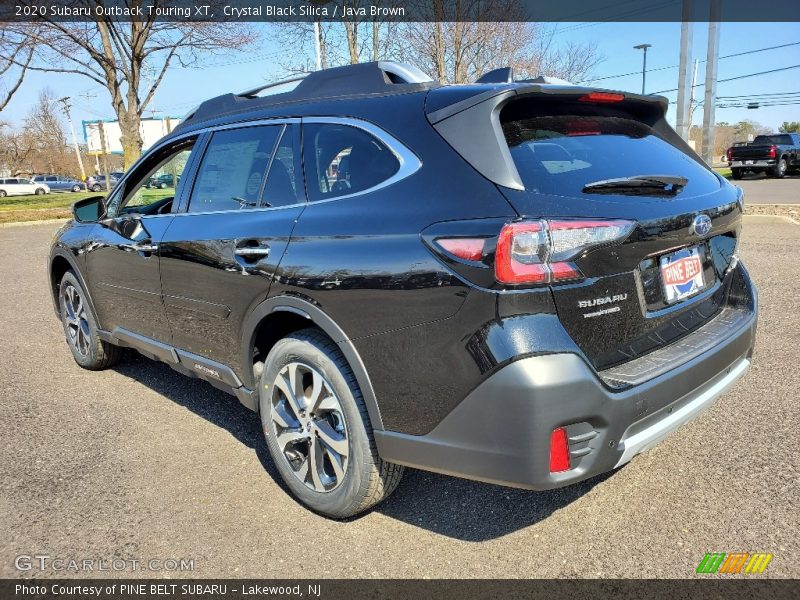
<box><xmin>495</xmin><ymin>219</ymin><xmax>634</xmax><ymax>285</ymax></box>
<box><xmin>726</xmin><ymin>147</ymin><xmax>733</xmax><ymax>161</ymax></box>
<box><xmin>578</xmin><ymin>91</ymin><xmax>625</xmax><ymax>103</ymax></box>
<box><xmin>436</xmin><ymin>238</ymin><xmax>485</xmax><ymax>262</ymax></box>
<box><xmin>550</xmin><ymin>427</ymin><xmax>571</xmax><ymax>473</ymax></box>
<box><xmin>769</xmin><ymin>145</ymin><xmax>777</xmax><ymax>159</ymax></box>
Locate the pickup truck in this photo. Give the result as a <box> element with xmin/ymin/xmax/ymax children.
<box><xmin>726</xmin><ymin>133</ymin><xmax>800</xmax><ymax>179</ymax></box>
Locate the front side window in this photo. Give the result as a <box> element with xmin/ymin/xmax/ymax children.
<box><xmin>188</xmin><ymin>126</ymin><xmax>281</xmax><ymax>213</ymax></box>
<box><xmin>106</xmin><ymin>137</ymin><xmax>196</xmax><ymax>218</ymax></box>
<box><xmin>303</xmin><ymin>123</ymin><xmax>400</xmax><ymax>202</ymax></box>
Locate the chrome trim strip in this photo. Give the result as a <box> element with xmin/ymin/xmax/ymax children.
<box><xmin>614</xmin><ymin>358</ymin><xmax>750</xmax><ymax>467</ymax></box>
<box><xmin>129</xmin><ymin>116</ymin><xmax>421</xmax><ymax>217</ymax></box>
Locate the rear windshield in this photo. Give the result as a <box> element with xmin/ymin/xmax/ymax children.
<box><xmin>500</xmin><ymin>102</ymin><xmax>720</xmax><ymax>198</ymax></box>
<box><xmin>752</xmin><ymin>134</ymin><xmax>792</xmax><ymax>146</ymax></box>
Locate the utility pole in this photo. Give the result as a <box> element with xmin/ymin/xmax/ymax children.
<box><xmin>634</xmin><ymin>43</ymin><xmax>652</xmax><ymax>94</ymax></box>
<box><xmin>97</xmin><ymin>121</ymin><xmax>111</xmax><ymax>193</ymax></box>
<box><xmin>57</xmin><ymin>97</ymin><xmax>87</xmax><ymax>181</ymax></box>
<box><xmin>675</xmin><ymin>0</ymin><xmax>694</xmax><ymax>140</ymax></box>
<box><xmin>701</xmin><ymin>0</ymin><xmax>721</xmax><ymax>165</ymax></box>
<box><xmin>688</xmin><ymin>59</ymin><xmax>700</xmax><ymax>139</ymax></box>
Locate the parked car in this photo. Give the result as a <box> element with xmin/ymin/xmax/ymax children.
<box><xmin>726</xmin><ymin>133</ymin><xmax>800</xmax><ymax>179</ymax></box>
<box><xmin>147</xmin><ymin>173</ymin><xmax>179</xmax><ymax>189</ymax></box>
<box><xmin>32</xmin><ymin>175</ymin><xmax>85</xmax><ymax>192</ymax></box>
<box><xmin>49</xmin><ymin>62</ymin><xmax>757</xmax><ymax>518</ymax></box>
<box><xmin>87</xmin><ymin>171</ymin><xmax>124</xmax><ymax>192</ymax></box>
<box><xmin>0</xmin><ymin>177</ymin><xmax>50</xmax><ymax>197</ymax></box>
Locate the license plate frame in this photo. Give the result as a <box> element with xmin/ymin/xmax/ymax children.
<box><xmin>660</xmin><ymin>246</ymin><xmax>705</xmax><ymax>304</ymax></box>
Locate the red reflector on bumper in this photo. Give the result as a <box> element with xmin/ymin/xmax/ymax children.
<box><xmin>550</xmin><ymin>427</ymin><xmax>571</xmax><ymax>473</ymax></box>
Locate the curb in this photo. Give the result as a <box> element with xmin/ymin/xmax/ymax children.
<box><xmin>0</xmin><ymin>218</ymin><xmax>70</xmax><ymax>229</ymax></box>
<box><xmin>743</xmin><ymin>214</ymin><xmax>799</xmax><ymax>225</ymax></box>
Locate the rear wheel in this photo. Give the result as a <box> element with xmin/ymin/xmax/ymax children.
<box><xmin>58</xmin><ymin>271</ymin><xmax>123</xmax><ymax>370</ymax></box>
<box><xmin>35</xmin><ymin>187</ymin><xmax>46</xmax><ymax>195</ymax></box>
<box><xmin>91</xmin><ymin>184</ymin><xmax>101</xmax><ymax>192</ymax></box>
<box><xmin>0</xmin><ymin>190</ymin><xmax>6</xmax><ymax>198</ymax></box>
<box><xmin>772</xmin><ymin>157</ymin><xmax>787</xmax><ymax>179</ymax></box>
<box><xmin>259</xmin><ymin>328</ymin><xmax>403</xmax><ymax>518</ymax></box>
<box><xmin>731</xmin><ymin>168</ymin><xmax>743</xmax><ymax>180</ymax></box>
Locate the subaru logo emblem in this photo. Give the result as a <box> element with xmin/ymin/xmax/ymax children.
<box><xmin>692</xmin><ymin>214</ymin><xmax>712</xmax><ymax>237</ymax></box>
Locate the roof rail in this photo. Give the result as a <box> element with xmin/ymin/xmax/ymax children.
<box><xmin>474</xmin><ymin>67</ymin><xmax>575</xmax><ymax>86</ymax></box>
<box><xmin>180</xmin><ymin>62</ymin><xmax>436</xmax><ymax>128</ymax></box>
<box><xmin>239</xmin><ymin>74</ymin><xmax>309</xmax><ymax>98</ymax></box>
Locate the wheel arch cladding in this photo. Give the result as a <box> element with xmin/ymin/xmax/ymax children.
<box><xmin>241</xmin><ymin>295</ymin><xmax>384</xmax><ymax>431</ymax></box>
<box><xmin>49</xmin><ymin>252</ymin><xmax>101</xmax><ymax>327</ymax></box>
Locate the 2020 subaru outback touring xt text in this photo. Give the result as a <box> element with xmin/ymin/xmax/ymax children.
<box><xmin>49</xmin><ymin>62</ymin><xmax>757</xmax><ymax>518</ymax></box>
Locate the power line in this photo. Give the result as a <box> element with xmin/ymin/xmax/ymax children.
<box><xmin>580</xmin><ymin>41</ymin><xmax>800</xmax><ymax>84</ymax></box>
<box><xmin>718</xmin><ymin>91</ymin><xmax>800</xmax><ymax>99</ymax></box>
<box><xmin>651</xmin><ymin>64</ymin><xmax>800</xmax><ymax>95</ymax></box>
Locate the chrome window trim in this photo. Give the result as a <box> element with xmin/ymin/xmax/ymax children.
<box><xmin>118</xmin><ymin>115</ymin><xmax>421</xmax><ymax>218</ymax></box>
<box><xmin>302</xmin><ymin>116</ymin><xmax>422</xmax><ymax>203</ymax></box>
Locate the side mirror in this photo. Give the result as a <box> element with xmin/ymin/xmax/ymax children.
<box><xmin>72</xmin><ymin>196</ymin><xmax>105</xmax><ymax>223</ymax></box>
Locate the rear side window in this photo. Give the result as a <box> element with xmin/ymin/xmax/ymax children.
<box><xmin>189</xmin><ymin>125</ymin><xmax>281</xmax><ymax>212</ymax></box>
<box><xmin>304</xmin><ymin>123</ymin><xmax>399</xmax><ymax>202</ymax></box>
<box><xmin>753</xmin><ymin>134</ymin><xmax>792</xmax><ymax>146</ymax></box>
<box><xmin>261</xmin><ymin>125</ymin><xmax>302</xmax><ymax>208</ymax></box>
<box><xmin>500</xmin><ymin>101</ymin><xmax>720</xmax><ymax>198</ymax></box>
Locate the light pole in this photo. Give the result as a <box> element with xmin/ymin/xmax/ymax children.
<box><xmin>634</xmin><ymin>43</ymin><xmax>652</xmax><ymax>94</ymax></box>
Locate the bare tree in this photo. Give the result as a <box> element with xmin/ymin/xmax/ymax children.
<box><xmin>0</xmin><ymin>26</ymin><xmax>35</xmax><ymax>112</ymax></box>
<box><xmin>1</xmin><ymin>4</ymin><xmax>253</xmax><ymax>167</ymax></box>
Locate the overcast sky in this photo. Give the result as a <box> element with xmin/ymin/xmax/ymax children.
<box><xmin>3</xmin><ymin>21</ymin><xmax>798</xmax><ymax>139</ymax></box>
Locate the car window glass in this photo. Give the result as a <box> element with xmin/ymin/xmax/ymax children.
<box><xmin>106</xmin><ymin>138</ymin><xmax>196</xmax><ymax>217</ymax></box>
<box><xmin>261</xmin><ymin>126</ymin><xmax>301</xmax><ymax>208</ymax></box>
<box><xmin>189</xmin><ymin>126</ymin><xmax>281</xmax><ymax>213</ymax></box>
<box><xmin>46</xmin><ymin>176</ymin><xmax>57</xmax><ymax>182</ymax></box>
<box><xmin>7</xmin><ymin>179</ymin><xmax>18</xmax><ymax>184</ymax></box>
<box><xmin>304</xmin><ymin>123</ymin><xmax>400</xmax><ymax>202</ymax></box>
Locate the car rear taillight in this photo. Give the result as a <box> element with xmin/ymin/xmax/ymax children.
<box><xmin>495</xmin><ymin>219</ymin><xmax>635</xmax><ymax>285</ymax></box>
<box><xmin>435</xmin><ymin>238</ymin><xmax>485</xmax><ymax>262</ymax></box>
<box><xmin>769</xmin><ymin>145</ymin><xmax>777</xmax><ymax>159</ymax></box>
<box><xmin>550</xmin><ymin>427</ymin><xmax>571</xmax><ymax>473</ymax></box>
<box><xmin>726</xmin><ymin>147</ymin><xmax>733</xmax><ymax>161</ymax></box>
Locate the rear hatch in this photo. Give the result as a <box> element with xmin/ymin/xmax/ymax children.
<box><xmin>730</xmin><ymin>144</ymin><xmax>772</xmax><ymax>160</ymax></box>
<box><xmin>430</xmin><ymin>87</ymin><xmax>743</xmax><ymax>371</ymax></box>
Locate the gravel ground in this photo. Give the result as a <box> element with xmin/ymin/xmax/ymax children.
<box><xmin>0</xmin><ymin>219</ymin><xmax>797</xmax><ymax>579</ymax></box>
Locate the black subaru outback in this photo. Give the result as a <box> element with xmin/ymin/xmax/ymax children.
<box><xmin>49</xmin><ymin>62</ymin><xmax>757</xmax><ymax>518</ymax></box>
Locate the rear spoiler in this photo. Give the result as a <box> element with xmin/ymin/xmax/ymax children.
<box><xmin>425</xmin><ymin>85</ymin><xmax>695</xmax><ymax>191</ymax></box>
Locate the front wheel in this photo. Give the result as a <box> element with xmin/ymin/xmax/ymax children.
<box><xmin>259</xmin><ymin>329</ymin><xmax>403</xmax><ymax>518</ymax></box>
<box><xmin>71</xmin><ymin>185</ymin><xmax>82</xmax><ymax>192</ymax></box>
<box><xmin>0</xmin><ymin>190</ymin><xmax>6</xmax><ymax>198</ymax></box>
<box><xmin>58</xmin><ymin>271</ymin><xmax>123</xmax><ymax>370</ymax></box>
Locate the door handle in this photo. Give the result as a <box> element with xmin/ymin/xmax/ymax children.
<box><xmin>136</xmin><ymin>242</ymin><xmax>159</xmax><ymax>253</ymax></box>
<box><xmin>234</xmin><ymin>239</ymin><xmax>271</xmax><ymax>265</ymax></box>
<box><xmin>234</xmin><ymin>246</ymin><xmax>270</xmax><ymax>258</ymax></box>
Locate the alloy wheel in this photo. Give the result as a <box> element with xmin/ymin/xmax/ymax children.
<box><xmin>62</xmin><ymin>284</ymin><xmax>91</xmax><ymax>357</ymax></box>
<box><xmin>269</xmin><ymin>362</ymin><xmax>349</xmax><ymax>492</ymax></box>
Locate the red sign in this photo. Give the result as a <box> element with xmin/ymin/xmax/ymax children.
<box><xmin>662</xmin><ymin>255</ymin><xmax>703</xmax><ymax>286</ymax></box>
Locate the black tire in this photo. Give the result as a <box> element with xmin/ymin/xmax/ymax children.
<box><xmin>35</xmin><ymin>187</ymin><xmax>46</xmax><ymax>195</ymax></box>
<box><xmin>91</xmin><ymin>184</ymin><xmax>101</xmax><ymax>192</ymax></box>
<box><xmin>159</xmin><ymin>182</ymin><xmax>167</xmax><ymax>189</ymax></box>
<box><xmin>58</xmin><ymin>271</ymin><xmax>123</xmax><ymax>370</ymax></box>
<box><xmin>772</xmin><ymin>157</ymin><xmax>787</xmax><ymax>179</ymax></box>
<box><xmin>259</xmin><ymin>328</ymin><xmax>403</xmax><ymax>518</ymax></box>
<box><xmin>731</xmin><ymin>168</ymin><xmax>743</xmax><ymax>180</ymax></box>
<box><xmin>71</xmin><ymin>185</ymin><xmax>82</xmax><ymax>192</ymax></box>
<box><xmin>0</xmin><ymin>190</ymin><xmax>6</xmax><ymax>198</ymax></box>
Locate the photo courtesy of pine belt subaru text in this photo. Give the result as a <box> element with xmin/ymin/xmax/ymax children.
<box><xmin>48</xmin><ymin>62</ymin><xmax>757</xmax><ymax>518</ymax></box>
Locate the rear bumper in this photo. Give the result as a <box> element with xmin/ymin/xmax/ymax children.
<box><xmin>375</xmin><ymin>265</ymin><xmax>757</xmax><ymax>490</ymax></box>
<box><xmin>730</xmin><ymin>160</ymin><xmax>775</xmax><ymax>168</ymax></box>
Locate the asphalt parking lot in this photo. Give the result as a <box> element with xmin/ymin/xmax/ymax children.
<box><xmin>734</xmin><ymin>173</ymin><xmax>800</xmax><ymax>204</ymax></box>
<box><xmin>1</xmin><ymin>216</ymin><xmax>798</xmax><ymax>579</ymax></box>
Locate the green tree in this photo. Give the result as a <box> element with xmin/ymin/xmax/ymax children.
<box><xmin>779</xmin><ymin>121</ymin><xmax>800</xmax><ymax>133</ymax></box>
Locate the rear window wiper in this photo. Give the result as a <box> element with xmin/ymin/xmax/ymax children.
<box><xmin>582</xmin><ymin>175</ymin><xmax>688</xmax><ymax>196</ymax></box>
